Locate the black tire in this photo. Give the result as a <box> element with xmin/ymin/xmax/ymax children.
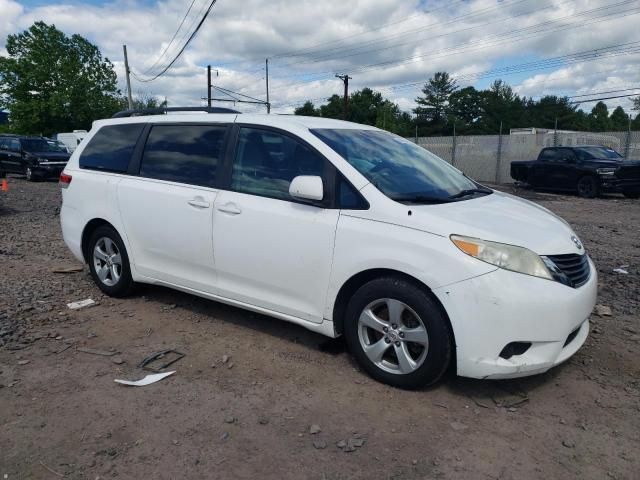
<box><xmin>577</xmin><ymin>176</ymin><xmax>599</xmax><ymax>198</ymax></box>
<box><xmin>623</xmin><ymin>192</ymin><xmax>639</xmax><ymax>199</ymax></box>
<box><xmin>87</xmin><ymin>225</ymin><xmax>135</xmax><ymax>297</ymax></box>
<box><xmin>344</xmin><ymin>277</ymin><xmax>453</xmax><ymax>389</ymax></box>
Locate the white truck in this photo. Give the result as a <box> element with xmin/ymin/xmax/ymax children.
<box><xmin>55</xmin><ymin>130</ymin><xmax>87</xmax><ymax>153</ymax></box>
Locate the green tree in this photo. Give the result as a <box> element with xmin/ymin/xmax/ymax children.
<box><xmin>294</xmin><ymin>101</ymin><xmax>319</xmax><ymax>116</ymax></box>
<box><xmin>0</xmin><ymin>21</ymin><xmax>121</xmax><ymax>136</ymax></box>
<box><xmin>609</xmin><ymin>106</ymin><xmax>629</xmax><ymax>131</ymax></box>
<box><xmin>413</xmin><ymin>72</ymin><xmax>458</xmax><ymax>134</ymax></box>
<box><xmin>447</xmin><ymin>86</ymin><xmax>484</xmax><ymax>133</ymax></box>
<box><xmin>589</xmin><ymin>101</ymin><xmax>610</xmax><ymax>131</ymax></box>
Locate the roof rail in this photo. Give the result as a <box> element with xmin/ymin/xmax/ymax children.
<box><xmin>111</xmin><ymin>106</ymin><xmax>240</xmax><ymax>118</ymax></box>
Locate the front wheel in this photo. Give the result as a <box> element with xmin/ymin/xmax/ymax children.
<box><xmin>25</xmin><ymin>167</ymin><xmax>36</xmax><ymax>182</ymax></box>
<box><xmin>577</xmin><ymin>176</ymin><xmax>599</xmax><ymax>198</ymax></box>
<box><xmin>88</xmin><ymin>225</ymin><xmax>135</xmax><ymax>297</ymax></box>
<box><xmin>344</xmin><ymin>277</ymin><xmax>453</xmax><ymax>389</ymax></box>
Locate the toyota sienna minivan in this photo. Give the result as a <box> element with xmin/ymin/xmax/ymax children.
<box><xmin>60</xmin><ymin>108</ymin><xmax>597</xmax><ymax>389</ymax></box>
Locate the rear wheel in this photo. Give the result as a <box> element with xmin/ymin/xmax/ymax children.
<box><xmin>25</xmin><ymin>167</ymin><xmax>36</xmax><ymax>182</ymax></box>
<box><xmin>344</xmin><ymin>277</ymin><xmax>452</xmax><ymax>389</ymax></box>
<box><xmin>623</xmin><ymin>192</ymin><xmax>639</xmax><ymax>199</ymax></box>
<box><xmin>577</xmin><ymin>176</ymin><xmax>599</xmax><ymax>198</ymax></box>
<box><xmin>88</xmin><ymin>225</ymin><xmax>135</xmax><ymax>297</ymax></box>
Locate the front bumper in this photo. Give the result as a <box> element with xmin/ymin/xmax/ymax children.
<box><xmin>433</xmin><ymin>257</ymin><xmax>597</xmax><ymax>379</ymax></box>
<box><xmin>600</xmin><ymin>177</ymin><xmax>640</xmax><ymax>193</ymax></box>
<box><xmin>32</xmin><ymin>163</ymin><xmax>67</xmax><ymax>178</ymax></box>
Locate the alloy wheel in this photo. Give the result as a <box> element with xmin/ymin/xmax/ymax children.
<box><xmin>357</xmin><ymin>298</ymin><xmax>429</xmax><ymax>374</ymax></box>
<box><xmin>93</xmin><ymin>237</ymin><xmax>122</xmax><ymax>287</ymax></box>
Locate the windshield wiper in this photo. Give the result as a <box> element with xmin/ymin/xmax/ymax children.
<box><xmin>448</xmin><ymin>187</ymin><xmax>493</xmax><ymax>200</ymax></box>
<box><xmin>390</xmin><ymin>194</ymin><xmax>453</xmax><ymax>204</ymax></box>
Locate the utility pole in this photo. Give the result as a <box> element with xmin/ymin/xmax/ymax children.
<box><xmin>554</xmin><ymin>117</ymin><xmax>558</xmax><ymax>146</ymax></box>
<box><xmin>335</xmin><ymin>74</ymin><xmax>351</xmax><ymax>120</ymax></box>
<box><xmin>207</xmin><ymin>65</ymin><xmax>212</xmax><ymax>107</ymax></box>
<box><xmin>122</xmin><ymin>45</ymin><xmax>134</xmax><ymax>110</ymax></box>
<box><xmin>265</xmin><ymin>58</ymin><xmax>271</xmax><ymax>114</ymax></box>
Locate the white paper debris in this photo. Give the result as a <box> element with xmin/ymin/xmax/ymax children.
<box><xmin>613</xmin><ymin>268</ymin><xmax>629</xmax><ymax>275</ymax></box>
<box><xmin>67</xmin><ymin>298</ymin><xmax>96</xmax><ymax>310</ymax></box>
<box><xmin>114</xmin><ymin>371</ymin><xmax>175</xmax><ymax>387</ymax></box>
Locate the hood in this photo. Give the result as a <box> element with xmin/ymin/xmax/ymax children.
<box><xmin>396</xmin><ymin>191</ymin><xmax>582</xmax><ymax>256</ymax></box>
<box><xmin>584</xmin><ymin>159</ymin><xmax>640</xmax><ymax>167</ymax></box>
<box><xmin>27</xmin><ymin>151</ymin><xmax>70</xmax><ymax>161</ymax></box>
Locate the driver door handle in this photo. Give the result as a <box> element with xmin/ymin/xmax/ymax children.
<box><xmin>217</xmin><ymin>202</ymin><xmax>242</xmax><ymax>215</ymax></box>
<box><xmin>187</xmin><ymin>198</ymin><xmax>211</xmax><ymax>209</ymax></box>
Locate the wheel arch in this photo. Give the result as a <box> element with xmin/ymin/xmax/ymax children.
<box><xmin>332</xmin><ymin>269</ymin><xmax>453</xmax><ymax>336</ymax></box>
<box><xmin>81</xmin><ymin>218</ymin><xmax>118</xmax><ymax>263</ymax></box>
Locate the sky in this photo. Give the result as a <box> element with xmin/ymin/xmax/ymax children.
<box><xmin>1</xmin><ymin>0</ymin><xmax>639</xmax><ymax>115</ymax></box>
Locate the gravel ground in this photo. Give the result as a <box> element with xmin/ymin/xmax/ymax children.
<box><xmin>1</xmin><ymin>176</ymin><xmax>639</xmax><ymax>480</ymax></box>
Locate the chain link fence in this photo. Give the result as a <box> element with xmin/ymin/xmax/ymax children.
<box><xmin>413</xmin><ymin>130</ymin><xmax>640</xmax><ymax>184</ymax></box>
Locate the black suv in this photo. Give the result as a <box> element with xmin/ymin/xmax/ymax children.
<box><xmin>0</xmin><ymin>135</ymin><xmax>70</xmax><ymax>181</ymax></box>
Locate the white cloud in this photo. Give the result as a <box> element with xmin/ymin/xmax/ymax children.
<box><xmin>1</xmin><ymin>0</ymin><xmax>639</xmax><ymax>114</ymax></box>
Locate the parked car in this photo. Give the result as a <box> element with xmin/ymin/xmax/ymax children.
<box><xmin>0</xmin><ymin>134</ymin><xmax>71</xmax><ymax>181</ymax></box>
<box><xmin>60</xmin><ymin>109</ymin><xmax>597</xmax><ymax>389</ymax></box>
<box><xmin>511</xmin><ymin>145</ymin><xmax>640</xmax><ymax>198</ymax></box>
<box><xmin>55</xmin><ymin>130</ymin><xmax>87</xmax><ymax>153</ymax></box>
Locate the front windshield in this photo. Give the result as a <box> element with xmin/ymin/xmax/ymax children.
<box><xmin>311</xmin><ymin>128</ymin><xmax>487</xmax><ymax>202</ymax></box>
<box><xmin>21</xmin><ymin>139</ymin><xmax>65</xmax><ymax>153</ymax></box>
<box><xmin>579</xmin><ymin>147</ymin><xmax>622</xmax><ymax>160</ymax></box>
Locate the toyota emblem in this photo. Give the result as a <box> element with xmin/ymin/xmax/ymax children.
<box><xmin>571</xmin><ymin>235</ymin><xmax>583</xmax><ymax>250</ymax></box>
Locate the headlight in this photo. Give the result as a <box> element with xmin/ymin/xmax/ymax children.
<box><xmin>596</xmin><ymin>168</ymin><xmax>616</xmax><ymax>176</ymax></box>
<box><xmin>451</xmin><ymin>235</ymin><xmax>552</xmax><ymax>280</ymax></box>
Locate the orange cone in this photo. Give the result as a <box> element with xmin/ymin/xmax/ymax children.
<box><xmin>1</xmin><ymin>179</ymin><xmax>7</xmax><ymax>192</ymax></box>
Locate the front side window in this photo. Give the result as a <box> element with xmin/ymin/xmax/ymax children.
<box><xmin>80</xmin><ymin>124</ymin><xmax>145</xmax><ymax>173</ymax></box>
<box><xmin>140</xmin><ymin>125</ymin><xmax>227</xmax><ymax>187</ymax></box>
<box><xmin>311</xmin><ymin>129</ymin><xmax>485</xmax><ymax>203</ymax></box>
<box><xmin>231</xmin><ymin>128</ymin><xmax>325</xmax><ymax>201</ymax></box>
<box><xmin>8</xmin><ymin>139</ymin><xmax>20</xmax><ymax>151</ymax></box>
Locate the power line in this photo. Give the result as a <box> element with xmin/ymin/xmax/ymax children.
<box><xmin>132</xmin><ymin>0</ymin><xmax>218</xmax><ymax>82</ymax></box>
<box><xmin>141</xmin><ymin>0</ymin><xmax>200</xmax><ymax>75</ymax></box>
<box><xmin>267</xmin><ymin>3</ymin><xmax>640</xmax><ymax>93</ymax></box>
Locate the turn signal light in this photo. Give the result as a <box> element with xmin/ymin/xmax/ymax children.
<box><xmin>59</xmin><ymin>172</ymin><xmax>72</xmax><ymax>189</ymax></box>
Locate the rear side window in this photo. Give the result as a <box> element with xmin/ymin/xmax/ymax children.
<box><xmin>539</xmin><ymin>149</ymin><xmax>558</xmax><ymax>161</ymax></box>
<box><xmin>140</xmin><ymin>125</ymin><xmax>227</xmax><ymax>187</ymax></box>
<box><xmin>80</xmin><ymin>124</ymin><xmax>144</xmax><ymax>173</ymax></box>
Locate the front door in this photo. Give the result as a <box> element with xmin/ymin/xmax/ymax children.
<box><xmin>117</xmin><ymin>124</ymin><xmax>228</xmax><ymax>293</ymax></box>
<box><xmin>212</xmin><ymin>127</ymin><xmax>339</xmax><ymax>323</ymax></box>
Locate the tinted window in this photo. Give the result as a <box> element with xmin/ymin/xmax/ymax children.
<box><xmin>576</xmin><ymin>146</ymin><xmax>622</xmax><ymax>160</ymax></box>
<box><xmin>311</xmin><ymin>129</ymin><xmax>482</xmax><ymax>202</ymax></box>
<box><xmin>231</xmin><ymin>128</ymin><xmax>325</xmax><ymax>200</ymax></box>
<box><xmin>140</xmin><ymin>125</ymin><xmax>226</xmax><ymax>187</ymax></box>
<box><xmin>539</xmin><ymin>149</ymin><xmax>558</xmax><ymax>161</ymax></box>
<box><xmin>8</xmin><ymin>139</ymin><xmax>20</xmax><ymax>151</ymax></box>
<box><xmin>80</xmin><ymin>124</ymin><xmax>144</xmax><ymax>173</ymax></box>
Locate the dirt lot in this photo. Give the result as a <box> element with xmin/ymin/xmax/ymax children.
<box><xmin>1</xmin><ymin>176</ymin><xmax>639</xmax><ymax>480</ymax></box>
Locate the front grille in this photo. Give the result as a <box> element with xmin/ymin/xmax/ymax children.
<box><xmin>546</xmin><ymin>253</ymin><xmax>590</xmax><ymax>288</ymax></box>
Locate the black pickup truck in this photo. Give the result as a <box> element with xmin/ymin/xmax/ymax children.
<box><xmin>511</xmin><ymin>145</ymin><xmax>640</xmax><ymax>198</ymax></box>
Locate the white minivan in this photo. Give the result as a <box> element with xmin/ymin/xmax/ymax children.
<box><xmin>60</xmin><ymin>109</ymin><xmax>597</xmax><ymax>389</ymax></box>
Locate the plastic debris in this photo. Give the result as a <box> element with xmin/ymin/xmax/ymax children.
<box><xmin>114</xmin><ymin>371</ymin><xmax>175</xmax><ymax>387</ymax></box>
<box><xmin>67</xmin><ymin>299</ymin><xmax>96</xmax><ymax>310</ymax></box>
<box><xmin>52</xmin><ymin>266</ymin><xmax>84</xmax><ymax>274</ymax></box>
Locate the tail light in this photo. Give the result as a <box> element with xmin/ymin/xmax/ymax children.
<box><xmin>59</xmin><ymin>172</ymin><xmax>72</xmax><ymax>189</ymax></box>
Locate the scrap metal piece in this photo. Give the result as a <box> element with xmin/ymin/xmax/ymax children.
<box><xmin>114</xmin><ymin>371</ymin><xmax>175</xmax><ymax>387</ymax></box>
<box><xmin>67</xmin><ymin>299</ymin><xmax>96</xmax><ymax>310</ymax></box>
<box><xmin>138</xmin><ymin>349</ymin><xmax>185</xmax><ymax>372</ymax></box>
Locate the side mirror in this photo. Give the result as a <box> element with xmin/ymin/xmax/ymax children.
<box><xmin>289</xmin><ymin>175</ymin><xmax>324</xmax><ymax>202</ymax></box>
